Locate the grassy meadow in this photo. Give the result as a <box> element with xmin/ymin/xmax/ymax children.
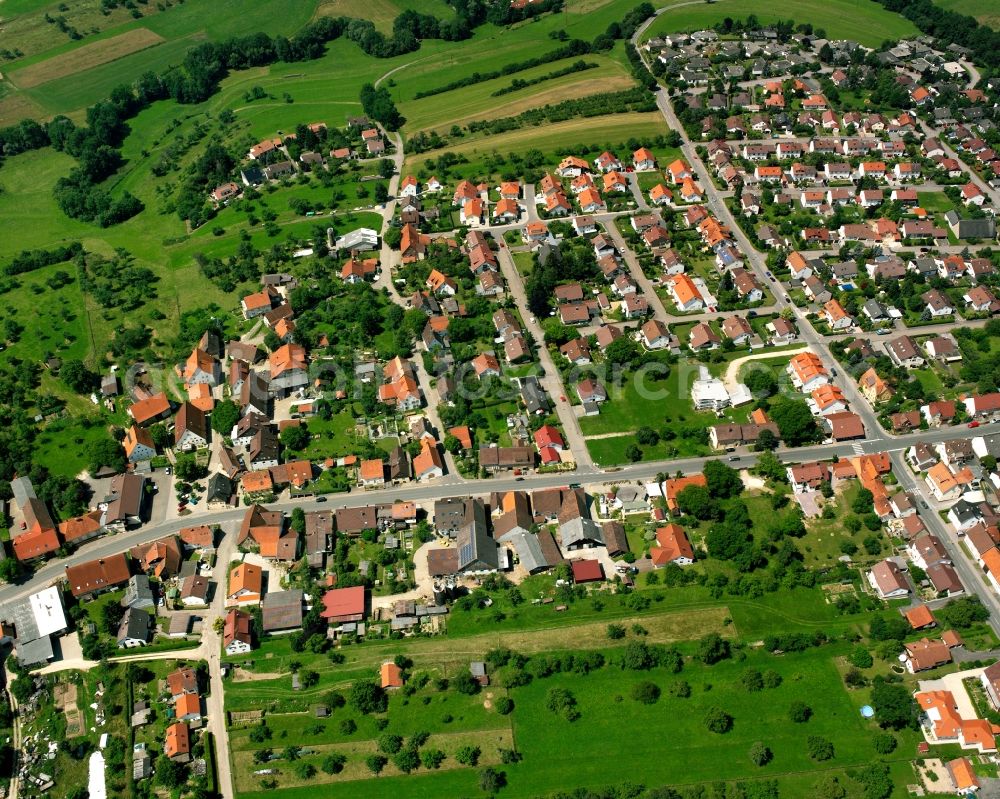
<box><xmin>642</xmin><ymin>0</ymin><xmax>919</xmax><ymax>47</ymax></box>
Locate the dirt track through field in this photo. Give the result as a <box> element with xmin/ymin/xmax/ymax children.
<box><xmin>10</xmin><ymin>27</ymin><xmax>165</xmax><ymax>89</ymax></box>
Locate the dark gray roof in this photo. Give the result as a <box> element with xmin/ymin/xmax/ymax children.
<box><xmin>262</xmin><ymin>590</ymin><xmax>303</xmax><ymax>632</ymax></box>
<box><xmin>456</xmin><ymin>499</ymin><xmax>499</xmax><ymax>572</ymax></box>
<box><xmin>117</xmin><ymin>607</ymin><xmax>152</xmax><ymax>643</ymax></box>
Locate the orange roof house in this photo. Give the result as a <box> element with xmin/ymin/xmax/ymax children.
<box><xmin>947</xmin><ymin>757</ymin><xmax>979</xmax><ymax>793</ymax></box>
<box><xmin>165</xmin><ymin>722</ymin><xmax>191</xmax><ymax>761</ymax></box>
<box><xmin>228</xmin><ymin>562</ymin><xmax>263</xmax><ymax>603</ymax></box>
<box><xmin>448</xmin><ymin>426</ymin><xmax>473</xmax><ymax>451</ymax></box>
<box><xmin>175</xmin><ymin>692</ymin><xmax>201</xmax><ymax>720</ymax></box>
<box><xmin>905</xmin><ymin>604</ymin><xmax>936</xmax><ymax>629</ymax></box>
<box><xmin>381</xmin><ymin>661</ymin><xmax>404</xmax><ymax>689</ymax></box>
<box><xmin>128</xmin><ymin>392</ymin><xmax>171</xmax><ymax>426</ymax></box>
<box><xmin>123</xmin><ymin>425</ymin><xmax>156</xmax><ymax>461</ymax></box>
<box><xmin>650</xmin><ymin>523</ymin><xmax>694</xmax><ymax>566</ymax></box>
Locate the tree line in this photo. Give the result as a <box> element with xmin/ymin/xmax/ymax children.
<box><xmin>413</xmin><ymin>39</ymin><xmax>594</xmax><ymax>99</ymax></box>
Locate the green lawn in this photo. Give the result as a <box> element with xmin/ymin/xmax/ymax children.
<box><xmin>915</xmin><ymin>191</ymin><xmax>956</xmax><ymax>213</ymax></box>
<box><xmin>237</xmin><ymin>644</ymin><xmax>920</xmax><ymax>798</ymax></box>
<box><xmin>934</xmin><ymin>0</ymin><xmax>1000</xmax><ymax>30</ymax></box>
<box><xmin>642</xmin><ymin>0</ymin><xmax>919</xmax><ymax>47</ymax></box>
<box><xmin>578</xmin><ymin>363</ymin><xmax>711</xmax><ymax>436</ymax></box>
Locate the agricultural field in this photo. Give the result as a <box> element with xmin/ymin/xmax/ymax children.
<box><xmin>642</xmin><ymin>0</ymin><xmax>920</xmax><ymax>47</ymax></box>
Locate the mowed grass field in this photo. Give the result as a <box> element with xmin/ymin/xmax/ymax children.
<box><xmin>312</xmin><ymin>0</ymin><xmax>456</xmax><ymax>32</ymax></box>
<box><xmin>403</xmin><ymin>112</ymin><xmax>670</xmax><ymax>175</ymax></box>
<box><xmin>643</xmin><ymin>0</ymin><xmax>919</xmax><ymax>47</ymax></box>
<box><xmin>934</xmin><ymin>0</ymin><xmax>1000</xmax><ymax>30</ymax></box>
<box><xmin>8</xmin><ymin>28</ymin><xmax>167</xmax><ymax>89</ymax></box>
<box><xmin>398</xmin><ymin>53</ymin><xmax>636</xmax><ymax>134</ymax></box>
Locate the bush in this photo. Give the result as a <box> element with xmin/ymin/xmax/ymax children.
<box><xmin>339</xmin><ymin>718</ymin><xmax>357</xmax><ymax>735</ymax></box>
<box><xmin>704</xmin><ymin>706</ymin><xmax>733</xmax><ymax>734</ymax></box>
<box><xmin>606</xmin><ymin>623</ymin><xmax>626</xmax><ymax>640</ymax></box>
<box><xmin>496</xmin><ymin>696</ymin><xmax>514</xmax><ymax>715</ymax></box>
<box><xmin>669</xmin><ymin>680</ymin><xmax>691</xmax><ymax>698</ymax></box>
<box><xmin>807</xmin><ymin>735</ymin><xmax>834</xmax><ymax>761</ymax></box>
<box><xmin>849</xmin><ymin>646</ymin><xmax>874</xmax><ymax>669</ymax></box>
<box><xmin>872</xmin><ymin>732</ymin><xmax>897</xmax><ymax>754</ymax></box>
<box><xmin>630</xmin><ymin>681</ymin><xmax>661</xmax><ymax>705</ymax></box>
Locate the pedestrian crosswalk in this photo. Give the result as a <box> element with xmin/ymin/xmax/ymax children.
<box><xmin>851</xmin><ymin>442</ymin><xmax>866</xmax><ymax>455</ymax></box>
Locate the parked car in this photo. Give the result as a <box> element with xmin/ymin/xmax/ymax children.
<box><xmin>969</xmin><ymin>421</ymin><xmax>981</xmax><ymax>428</ymax></box>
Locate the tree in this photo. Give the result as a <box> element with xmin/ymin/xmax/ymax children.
<box><xmin>936</xmin><ymin>596</ymin><xmax>990</xmax><ymax>629</ymax></box>
<box><xmin>754</xmin><ymin>428</ymin><xmax>779</xmax><ymax>451</ymax></box>
<box><xmin>744</xmin><ymin>369</ymin><xmax>777</xmax><ymax>397</ymax></box>
<box><xmin>350</xmin><ymin>680</ymin><xmax>388</xmax><ymax>714</ymax></box>
<box><xmin>621</xmin><ymin>641</ymin><xmax>655</xmax><ymax>670</ymax></box>
<box><xmin>636</xmin><ymin>426</ymin><xmax>659</xmax><ymax>446</ymax></box>
<box><xmin>704</xmin><ymin>460</ymin><xmax>744</xmax><ymax>499</ymax></box>
<box><xmin>769</xmin><ymin>396</ymin><xmax>821</xmax><ymax>446</ymax></box>
<box><xmin>496</xmin><ymin>696</ymin><xmax>514</xmax><ymax>715</ymax></box>
<box><xmin>624</xmin><ymin>443</ymin><xmax>643</xmax><ymax>462</ymax></box>
<box><xmin>321</xmin><ymin>753</ymin><xmax>346</xmax><ymax>774</ymax></box>
<box><xmin>211</xmin><ymin>399</ymin><xmax>240</xmax><ymax>435</ymax></box>
<box><xmin>100</xmin><ymin>601</ymin><xmax>125</xmax><ymax>636</ymax></box>
<box><xmin>283</xmin><ymin>745</ymin><xmax>301</xmax><ymax>761</ymax></box>
<box><xmin>545</xmin><ymin>687</ymin><xmax>579</xmax><ymax>721</ymax></box>
<box><xmin>365</xmin><ymin>754</ymin><xmax>388</xmax><ymax>775</ymax></box>
<box><xmin>173</xmin><ymin>452</ymin><xmax>206</xmax><ymax>482</ymax></box>
<box><xmin>704</xmin><ymin>706</ymin><xmax>733</xmax><ymax>733</ymax></box>
<box><xmin>697</xmin><ymin>633</ymin><xmax>731</xmax><ymax>665</ymax></box>
<box><xmin>741</xmin><ymin>668</ymin><xmax>764</xmax><ymax>692</ymax></box>
<box><xmin>812</xmin><ymin>774</ymin><xmax>846</xmax><ymax>799</ymax></box>
<box><xmin>676</xmin><ymin>484</ymin><xmax>719</xmax><ymax>520</ymax></box>
<box><xmin>280</xmin><ymin>424</ymin><xmax>310</xmax><ymax>451</ymax></box>
<box><xmin>807</xmin><ymin>736</ymin><xmax>834</xmax><ymax>761</ymax></box>
<box><xmin>789</xmin><ymin>701</ymin><xmax>812</xmax><ymax>723</ymax></box>
<box><xmin>393</xmin><ymin>745</ymin><xmax>420</xmax><ymax>774</ymax></box>
<box><xmin>0</xmin><ymin>558</ymin><xmax>24</xmax><ymax>584</ymax></box>
<box><xmin>295</xmin><ymin>762</ymin><xmax>316</xmax><ymax>779</ymax></box>
<box><xmin>631</xmin><ymin>681</ymin><xmax>661</xmax><ymax>704</ymax></box>
<box><xmin>455</xmin><ymin>745</ymin><xmax>481</xmax><ymax>766</ymax></box>
<box><xmin>606</xmin><ymin>623</ymin><xmax>626</xmax><ymax>640</ymax></box>
<box><xmin>155</xmin><ymin>755</ymin><xmax>186</xmax><ymax>788</ymax></box>
<box><xmin>870</xmin><ymin>678</ymin><xmax>914</xmax><ymax>730</ymax></box>
<box><xmin>378</xmin><ymin>733</ymin><xmax>403</xmax><ymax>754</ymax></box>
<box><xmin>849</xmin><ymin>646</ymin><xmax>873</xmax><ymax>669</ymax></box>
<box><xmin>60</xmin><ymin>359</ymin><xmax>97</xmax><ymax>394</ymax></box>
<box><xmin>421</xmin><ymin>748</ymin><xmax>445</xmax><ymax>769</ymax></box>
<box><xmin>87</xmin><ymin>435</ymin><xmax>126</xmax><ymax>475</ymax></box>
<box><xmin>749</xmin><ymin>741</ymin><xmax>772</xmax><ymax>766</ymax></box>
<box><xmin>452</xmin><ymin>669</ymin><xmax>481</xmax><ymax>695</ymax></box>
<box><xmin>872</xmin><ymin>732</ymin><xmax>896</xmax><ymax>754</ymax></box>
<box><xmin>479</xmin><ymin>766</ymin><xmax>506</xmax><ymax>794</ymax></box>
